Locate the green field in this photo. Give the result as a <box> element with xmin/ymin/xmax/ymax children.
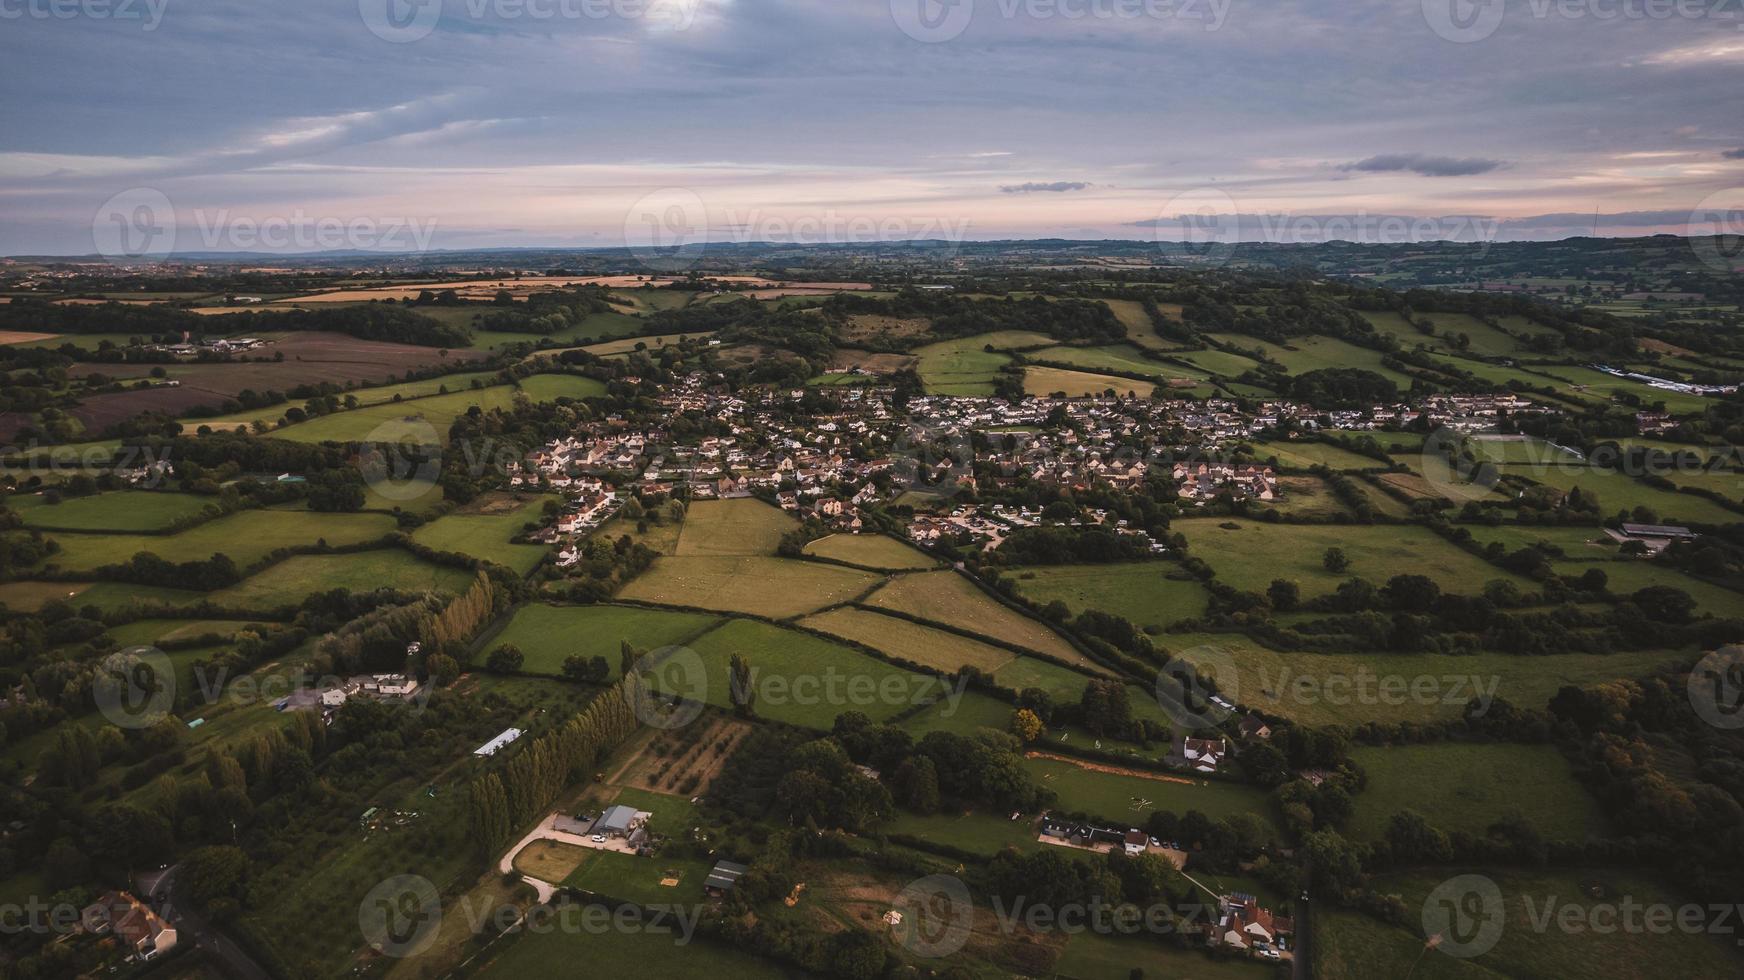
<box><xmin>1551</xmin><ymin>558</ymin><xmax>1744</xmax><ymax>618</ymax></box>
<box><xmin>516</xmin><ymin>373</ymin><xmax>608</xmax><ymax>402</ymax></box>
<box><xmin>1007</xmin><ymin>563</ymin><xmax>1208</xmax><ymax>633</ymax></box>
<box><xmin>185</xmin><ymin>371</ymin><xmax>504</xmax><ymax>430</ymax></box>
<box><xmin>105</xmin><ymin>618</ymin><xmax>265</xmax><ymax>647</ymax></box>
<box><xmin>1171</xmin><ymin>519</ymin><xmax>1532</xmax><ymax>599</ymax></box>
<box><xmin>1347</xmin><ymin>743</ymin><xmax>1606</xmax><ymax>842</ymax></box>
<box><xmin>885</xmin><ymin>809</ymin><xmax>1045</xmax><ymax>855</ymax></box>
<box><xmin>1162</xmin><ymin>631</ymin><xmax>1690</xmax><ymax>726</ymax></box>
<box><xmin>10</xmin><ymin>490</ymin><xmax>216</xmax><ymax>531</ymax></box>
<box><xmin>0</xmin><ymin>579</ymin><xmax>92</xmax><ymax>611</ymax></box>
<box><xmin>685</xmin><ymin>619</ymin><xmax>932</xmax><ymax>727</ymax></box>
<box><xmin>913</xmin><ymin>331</ymin><xmax>1053</xmax><ymax>395</ymax></box>
<box><xmin>1023</xmin><ymin>757</ymin><xmax>1277</xmax><ymax>834</ymax></box>
<box><xmin>411</xmin><ymin>495</ymin><xmax>556</xmax><ymax>573</ymax></box>
<box><xmin>265</xmin><ymin>385</ymin><xmax>525</xmax><ymax>444</ymax></box>
<box><xmin>802</xmin><ymin>533</ymin><xmax>938</xmax><ymax>570</ymax></box>
<box><xmin>211</xmin><ymin>549</ymin><xmax>477</xmax><ymax>609</ymax></box>
<box><xmin>1171</xmin><ymin>346</ymin><xmax>1262</xmax><ymax>377</ymax></box>
<box><xmin>1316</xmin><ymin>867</ymin><xmax>1744</xmax><ymax>980</ymax></box>
<box><xmin>866</xmin><ymin>570</ymin><xmax>1098</xmax><ymax>668</ymax></box>
<box><xmin>1255</xmin><ymin>441</ymin><xmax>1388</xmax><ymax>471</ymax></box>
<box><xmin>674</xmin><ymin>498</ymin><xmax>794</xmax><ymax>556</ymax></box>
<box><xmin>474</xmin><ymin>310</ymin><xmax>653</xmax><ymax>350</ymax></box>
<box><xmin>990</xmin><ymin>655</ymin><xmax>1102</xmax><ymax>703</ymax></box>
<box><xmin>41</xmin><ymin>508</ymin><xmax>398</xmax><ymax>573</ymax></box>
<box><xmin>1098</xmin><ymin>298</ymin><xmax>1175</xmax><ymax>350</ymax></box>
<box><xmin>492</xmin><ymin>603</ymin><xmax>718</xmax><ymax>677</ymax></box>
<box><xmin>799</xmin><ymin>606</ymin><xmax>1017</xmax><ymax>673</ymax></box>
<box><xmin>1029</xmin><ymin>344</ymin><xmax>1206</xmax><ymax>382</ymax></box>
<box><xmin>1496</xmin><ymin>463</ymin><xmax>1741</xmax><ymax>525</ymax></box>
<box><xmin>1535</xmin><ymin>365</ymin><xmax>1715</xmax><ymax>414</ymax></box>
<box><xmin>1205</xmin><ymin>333</ymin><xmax>1416</xmax><ymax>387</ymax></box>
<box><xmin>1361</xmin><ymin>310</ymin><xmax>1536</xmax><ymax>359</ymax></box>
<box><xmin>474</xmin><ymin>912</ymin><xmax>798</xmax><ymax>979</ymax></box>
<box><xmin>1024</xmin><ymin>366</ymin><xmax>1156</xmax><ymax>399</ymax></box>
<box><xmin>619</xmin><ymin>556</ymin><xmax>880</xmax><ymax>619</ymax></box>
<box><xmin>900</xmin><ymin>690</ymin><xmax>1018</xmax><ymax>737</ymax></box>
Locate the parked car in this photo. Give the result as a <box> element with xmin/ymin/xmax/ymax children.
<box><xmin>591</xmin><ymin>834</ymin><xmax>606</xmax><ymax>843</ymax></box>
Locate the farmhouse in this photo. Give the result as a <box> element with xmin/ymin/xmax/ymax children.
<box><xmin>589</xmin><ymin>804</ymin><xmax>650</xmax><ymax>840</ymax></box>
<box><xmin>1606</xmin><ymin>522</ymin><xmax>1696</xmax><ymax>554</ymax></box>
<box><xmin>1210</xmin><ymin>892</ymin><xmax>1293</xmax><ymax>953</ymax></box>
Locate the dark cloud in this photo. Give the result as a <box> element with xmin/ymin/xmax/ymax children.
<box><xmin>1724</xmin><ymin>148</ymin><xmax>1744</xmax><ymax>160</ymax></box>
<box><xmin>1340</xmin><ymin>154</ymin><xmax>1506</xmax><ymax>177</ymax></box>
<box><xmin>1001</xmin><ymin>181</ymin><xmax>1090</xmax><ymax>194</ymax></box>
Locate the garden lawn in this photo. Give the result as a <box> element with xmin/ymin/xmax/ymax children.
<box><xmin>802</xmin><ymin>533</ymin><xmax>937</xmax><ymax>570</ymax></box>
<box><xmin>1347</xmin><ymin>743</ymin><xmax>1606</xmax><ymax>842</ymax></box>
<box><xmin>685</xmin><ymin>619</ymin><xmax>938</xmax><ymax>727</ymax></box>
<box><xmin>618</xmin><ymin>556</ymin><xmax>880</xmax><ymax>619</ymax></box>
<box><xmin>673</xmin><ymin>498</ymin><xmax>794</xmax><ymax>556</ymax></box>
<box><xmin>211</xmin><ymin>550</ymin><xmax>477</xmax><ymax>609</ymax></box>
<box><xmin>41</xmin><ymin>509</ymin><xmax>397</xmax><ymax>573</ymax></box>
<box><xmin>866</xmin><ymin>570</ymin><xmax>1098</xmax><ymax>668</ymax></box>
<box><xmin>10</xmin><ymin>490</ymin><xmax>215</xmax><ymax>531</ymax></box>
<box><xmin>1170</xmin><ymin>519</ymin><xmax>1534</xmax><ymax>599</ymax></box>
<box><xmin>493</xmin><ymin>603</ymin><xmax>717</xmax><ymax>678</ymax></box>
<box><xmin>1006</xmin><ymin>563</ymin><xmax>1209</xmax><ymax>632</ymax></box>
<box><xmin>799</xmin><ymin>606</ymin><xmax>1017</xmax><ymax>673</ymax></box>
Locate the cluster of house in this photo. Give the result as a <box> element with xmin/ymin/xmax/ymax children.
<box><xmin>142</xmin><ymin>336</ymin><xmax>267</xmax><ymax>358</ymax></box>
<box><xmin>1212</xmin><ymin>891</ymin><xmax>1293</xmax><ymax>957</ymax></box>
<box><xmin>279</xmin><ymin>662</ymin><xmax>424</xmax><ymax>720</ymax></box>
<box><xmin>906</xmin><ymin>503</ymin><xmax>1166</xmax><ymax>554</ymax></box>
<box><xmin>1171</xmin><ymin>463</ymin><xmax>1277</xmax><ymax>503</ymax></box>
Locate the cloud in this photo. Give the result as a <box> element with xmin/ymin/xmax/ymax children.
<box><xmin>1724</xmin><ymin>148</ymin><xmax>1744</xmax><ymax>160</ymax></box>
<box><xmin>1339</xmin><ymin>153</ymin><xmax>1506</xmax><ymax>178</ymax></box>
<box><xmin>1000</xmin><ymin>181</ymin><xmax>1090</xmax><ymax>194</ymax></box>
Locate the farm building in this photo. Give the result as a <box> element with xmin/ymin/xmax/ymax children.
<box><xmin>704</xmin><ymin>860</ymin><xmax>750</xmax><ymax>897</ymax></box>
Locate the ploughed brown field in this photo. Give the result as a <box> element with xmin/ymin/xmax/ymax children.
<box><xmin>3</xmin><ymin>332</ymin><xmax>488</xmax><ymax>441</ymax></box>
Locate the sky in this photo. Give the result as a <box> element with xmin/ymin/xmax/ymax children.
<box><xmin>1</xmin><ymin>0</ymin><xmax>1742</xmax><ymax>255</ymax></box>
